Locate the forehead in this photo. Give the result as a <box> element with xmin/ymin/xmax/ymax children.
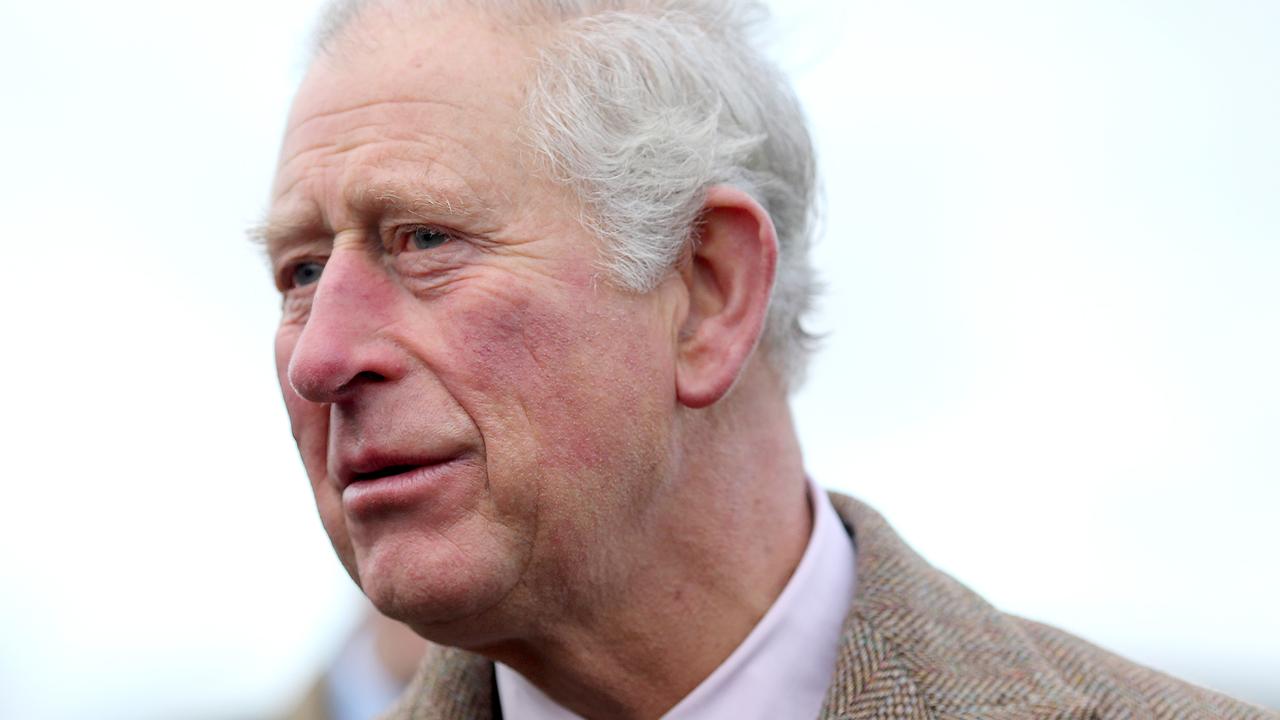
<box><xmin>289</xmin><ymin>5</ymin><xmax>533</xmax><ymax>128</ymax></box>
<box><xmin>270</xmin><ymin>5</ymin><xmax>538</xmax><ymax>224</ymax></box>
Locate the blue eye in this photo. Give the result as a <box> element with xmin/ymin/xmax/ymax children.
<box><xmin>409</xmin><ymin>227</ymin><xmax>451</xmax><ymax>250</ymax></box>
<box><xmin>291</xmin><ymin>261</ymin><xmax>324</xmax><ymax>288</ymax></box>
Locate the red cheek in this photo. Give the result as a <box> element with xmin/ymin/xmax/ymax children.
<box><xmin>451</xmin><ymin>290</ymin><xmax>576</xmax><ymax>386</ymax></box>
<box><xmin>445</xmin><ymin>286</ymin><xmax>618</xmax><ymax>469</ymax></box>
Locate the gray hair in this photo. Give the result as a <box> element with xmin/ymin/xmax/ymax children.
<box><xmin>313</xmin><ymin>0</ymin><xmax>820</xmax><ymax>387</ymax></box>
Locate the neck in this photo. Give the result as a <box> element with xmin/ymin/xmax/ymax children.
<box><xmin>483</xmin><ymin>361</ymin><xmax>811</xmax><ymax>719</ymax></box>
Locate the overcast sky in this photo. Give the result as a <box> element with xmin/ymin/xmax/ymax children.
<box><xmin>1</xmin><ymin>0</ymin><xmax>1276</xmax><ymax>717</ymax></box>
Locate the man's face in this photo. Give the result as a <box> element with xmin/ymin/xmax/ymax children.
<box><xmin>267</xmin><ymin>8</ymin><xmax>683</xmax><ymax>636</ymax></box>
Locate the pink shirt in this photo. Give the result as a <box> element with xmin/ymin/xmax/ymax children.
<box><xmin>496</xmin><ymin>477</ymin><xmax>857</xmax><ymax>719</ymax></box>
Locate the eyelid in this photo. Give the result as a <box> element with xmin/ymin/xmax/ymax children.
<box><xmin>388</xmin><ymin>223</ymin><xmax>460</xmax><ymax>254</ymax></box>
<box><xmin>270</xmin><ymin>237</ymin><xmax>333</xmax><ymax>289</ymax></box>
<box><xmin>275</xmin><ymin>255</ymin><xmax>327</xmax><ymax>292</ymax></box>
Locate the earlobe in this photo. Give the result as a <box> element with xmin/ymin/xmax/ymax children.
<box><xmin>675</xmin><ymin>186</ymin><xmax>778</xmax><ymax>409</ymax></box>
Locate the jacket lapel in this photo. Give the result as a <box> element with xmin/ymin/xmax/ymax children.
<box><xmin>386</xmin><ymin>641</ymin><xmax>497</xmax><ymax>719</ymax></box>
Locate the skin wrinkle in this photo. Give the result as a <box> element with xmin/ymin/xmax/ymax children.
<box><xmin>282</xmin><ymin>97</ymin><xmax>470</xmax><ymax>136</ymax></box>
<box><xmin>261</xmin><ymin>199</ymin><xmax>475</xmax><ymax>270</ymax></box>
<box><xmin>447</xmin><ymin>275</ymin><xmax>657</xmax><ymax>622</ymax></box>
<box><xmin>272</xmin><ymin>116</ymin><xmax>499</xmax><ymax>231</ymax></box>
<box><xmin>264</xmin><ymin>170</ymin><xmax>503</xmax><ymax>283</ymax></box>
<box><xmin>446</xmin><ymin>288</ymin><xmax>547</xmax><ymax>577</ymax></box>
<box><xmin>270</xmin><ymin>5</ymin><xmax>811</xmax><ymax>718</ymax></box>
<box><xmin>319</xmin><ymin>0</ymin><xmax>823</xmax><ymax>386</ymax></box>
<box><xmin>354</xmin><ymin>233</ymin><xmax>615</xmax><ymax>607</ymax></box>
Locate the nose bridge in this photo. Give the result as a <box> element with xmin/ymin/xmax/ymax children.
<box><xmin>288</xmin><ymin>244</ymin><xmax>401</xmax><ymax>402</ymax></box>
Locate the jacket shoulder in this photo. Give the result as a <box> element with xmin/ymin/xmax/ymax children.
<box><xmin>826</xmin><ymin>493</ymin><xmax>1277</xmax><ymax>720</ymax></box>
<box><xmin>1013</xmin><ymin>616</ymin><xmax>1276</xmax><ymax>720</ymax></box>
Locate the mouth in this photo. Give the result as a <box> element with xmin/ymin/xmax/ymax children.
<box><xmin>338</xmin><ymin>454</ymin><xmax>470</xmax><ymax>517</ymax></box>
<box><xmin>336</xmin><ymin>449</ymin><xmax>464</xmax><ymax>491</ymax></box>
<box><xmin>351</xmin><ymin>464</ymin><xmax>423</xmax><ymax>482</ymax></box>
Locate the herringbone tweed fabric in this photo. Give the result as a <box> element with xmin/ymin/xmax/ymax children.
<box><xmin>383</xmin><ymin>493</ymin><xmax>1276</xmax><ymax>719</ymax></box>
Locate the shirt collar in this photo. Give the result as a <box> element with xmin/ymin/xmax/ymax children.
<box><xmin>495</xmin><ymin>476</ymin><xmax>857</xmax><ymax>719</ymax></box>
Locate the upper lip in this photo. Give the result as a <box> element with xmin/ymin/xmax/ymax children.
<box><xmin>334</xmin><ymin>448</ymin><xmax>464</xmax><ymax>490</ymax></box>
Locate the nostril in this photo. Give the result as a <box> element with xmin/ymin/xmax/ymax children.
<box><xmin>331</xmin><ymin>370</ymin><xmax>389</xmax><ymax>398</ymax></box>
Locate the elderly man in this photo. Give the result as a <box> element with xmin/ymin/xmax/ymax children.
<box><xmin>262</xmin><ymin>1</ymin><xmax>1273</xmax><ymax>718</ymax></box>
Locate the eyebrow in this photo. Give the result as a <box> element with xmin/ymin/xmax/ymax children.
<box><xmin>249</xmin><ymin>183</ymin><xmax>490</xmax><ymax>257</ymax></box>
<box><xmin>356</xmin><ymin>182</ymin><xmax>484</xmax><ymax>225</ymax></box>
<box><xmin>247</xmin><ymin>208</ymin><xmax>318</xmax><ymax>260</ymax></box>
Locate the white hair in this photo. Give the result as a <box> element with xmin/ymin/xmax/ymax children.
<box><xmin>313</xmin><ymin>0</ymin><xmax>820</xmax><ymax>387</ymax></box>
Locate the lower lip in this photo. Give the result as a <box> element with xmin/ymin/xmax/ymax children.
<box><xmin>341</xmin><ymin>460</ymin><xmax>463</xmax><ymax>517</ymax></box>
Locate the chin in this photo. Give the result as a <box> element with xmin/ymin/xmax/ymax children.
<box><xmin>352</xmin><ymin>521</ymin><xmax>526</xmax><ymax>643</ymax></box>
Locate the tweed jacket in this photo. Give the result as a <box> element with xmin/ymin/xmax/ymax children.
<box><xmin>384</xmin><ymin>493</ymin><xmax>1276</xmax><ymax>719</ymax></box>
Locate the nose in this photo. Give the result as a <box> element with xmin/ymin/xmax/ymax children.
<box><xmin>286</xmin><ymin>246</ymin><xmax>406</xmax><ymax>404</ymax></box>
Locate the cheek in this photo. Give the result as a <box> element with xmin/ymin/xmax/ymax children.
<box><xmin>453</xmin><ymin>293</ymin><xmax>573</xmax><ymax>389</ymax></box>
<box><xmin>443</xmin><ymin>282</ymin><xmax>671</xmax><ymax>472</ymax></box>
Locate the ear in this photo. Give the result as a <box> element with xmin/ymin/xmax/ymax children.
<box><xmin>675</xmin><ymin>185</ymin><xmax>778</xmax><ymax>409</ymax></box>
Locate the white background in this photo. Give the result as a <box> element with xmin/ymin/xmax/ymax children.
<box><xmin>0</xmin><ymin>0</ymin><xmax>1275</xmax><ymax>717</ymax></box>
